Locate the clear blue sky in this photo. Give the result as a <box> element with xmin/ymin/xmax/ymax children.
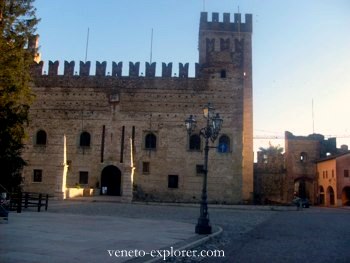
<box><xmin>34</xmin><ymin>0</ymin><xmax>350</xmax><ymax>152</ymax></box>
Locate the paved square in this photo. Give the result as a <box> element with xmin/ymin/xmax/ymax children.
<box><xmin>0</xmin><ymin>211</ymin><xmax>195</xmax><ymax>263</ymax></box>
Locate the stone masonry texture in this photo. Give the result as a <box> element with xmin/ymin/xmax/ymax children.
<box><xmin>22</xmin><ymin>12</ymin><xmax>253</xmax><ymax>204</ymax></box>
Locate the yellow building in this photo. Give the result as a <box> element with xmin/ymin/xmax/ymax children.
<box><xmin>316</xmin><ymin>152</ymin><xmax>350</xmax><ymax>206</ymax></box>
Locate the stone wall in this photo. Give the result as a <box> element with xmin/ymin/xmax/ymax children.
<box><xmin>22</xmin><ymin>73</ymin><xmax>246</xmax><ymax>203</ymax></box>
<box><xmin>21</xmin><ymin>12</ymin><xmax>254</xmax><ymax>204</ymax></box>
<box><xmin>254</xmin><ymin>151</ymin><xmax>286</xmax><ymax>204</ymax></box>
<box><xmin>284</xmin><ymin>131</ymin><xmax>340</xmax><ymax>204</ymax></box>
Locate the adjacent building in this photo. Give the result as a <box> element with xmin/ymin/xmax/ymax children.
<box><xmin>316</xmin><ymin>151</ymin><xmax>350</xmax><ymax>206</ymax></box>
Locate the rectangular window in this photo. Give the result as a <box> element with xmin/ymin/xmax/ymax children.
<box><xmin>142</xmin><ymin>162</ymin><xmax>150</xmax><ymax>174</ymax></box>
<box><xmin>33</xmin><ymin>169</ymin><xmax>42</xmax><ymax>182</ymax></box>
<box><xmin>345</xmin><ymin>169</ymin><xmax>349</xmax><ymax>178</ymax></box>
<box><xmin>196</xmin><ymin>165</ymin><xmax>204</xmax><ymax>176</ymax></box>
<box><xmin>168</xmin><ymin>175</ymin><xmax>179</xmax><ymax>189</ymax></box>
<box><xmin>79</xmin><ymin>171</ymin><xmax>89</xmax><ymax>185</ymax></box>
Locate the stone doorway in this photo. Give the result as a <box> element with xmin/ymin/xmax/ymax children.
<box><xmin>294</xmin><ymin>179</ymin><xmax>308</xmax><ymax>199</ymax></box>
<box><xmin>326</xmin><ymin>186</ymin><xmax>335</xmax><ymax>206</ymax></box>
<box><xmin>342</xmin><ymin>187</ymin><xmax>350</xmax><ymax>206</ymax></box>
<box><xmin>101</xmin><ymin>165</ymin><xmax>121</xmax><ymax>196</ymax></box>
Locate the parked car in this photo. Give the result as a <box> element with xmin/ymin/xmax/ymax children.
<box><xmin>292</xmin><ymin>198</ymin><xmax>310</xmax><ymax>208</ymax></box>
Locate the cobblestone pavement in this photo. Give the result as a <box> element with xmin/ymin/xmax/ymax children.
<box><xmin>48</xmin><ymin>201</ymin><xmax>274</xmax><ymax>228</ymax></box>
<box><xmin>47</xmin><ymin>200</ymin><xmax>275</xmax><ymax>262</ymax></box>
<box><xmin>48</xmin><ymin>200</ymin><xmax>275</xmax><ymax>240</ymax></box>
<box><xmin>200</xmin><ymin>207</ymin><xmax>350</xmax><ymax>263</ymax></box>
<box><xmin>4</xmin><ymin>200</ymin><xmax>349</xmax><ymax>262</ymax></box>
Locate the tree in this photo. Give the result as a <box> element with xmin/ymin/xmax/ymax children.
<box><xmin>0</xmin><ymin>0</ymin><xmax>39</xmax><ymax>192</ymax></box>
<box><xmin>259</xmin><ymin>142</ymin><xmax>284</xmax><ymax>156</ymax></box>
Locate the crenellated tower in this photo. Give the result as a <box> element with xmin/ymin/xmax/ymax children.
<box><xmin>198</xmin><ymin>12</ymin><xmax>254</xmax><ymax>202</ymax></box>
<box><xmin>198</xmin><ymin>12</ymin><xmax>252</xmax><ymax>76</ymax></box>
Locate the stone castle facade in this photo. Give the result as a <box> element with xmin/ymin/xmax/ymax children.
<box><xmin>22</xmin><ymin>12</ymin><xmax>254</xmax><ymax>203</ymax></box>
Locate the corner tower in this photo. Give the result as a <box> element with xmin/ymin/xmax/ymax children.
<box><xmin>198</xmin><ymin>12</ymin><xmax>253</xmax><ymax>202</ymax></box>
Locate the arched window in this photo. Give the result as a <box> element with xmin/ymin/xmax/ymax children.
<box><xmin>319</xmin><ymin>186</ymin><xmax>324</xmax><ymax>193</ymax></box>
<box><xmin>145</xmin><ymin>133</ymin><xmax>157</xmax><ymax>150</ymax></box>
<box><xmin>189</xmin><ymin>134</ymin><xmax>201</xmax><ymax>150</ymax></box>
<box><xmin>36</xmin><ymin>130</ymin><xmax>47</xmax><ymax>145</ymax></box>
<box><xmin>300</xmin><ymin>152</ymin><xmax>307</xmax><ymax>162</ymax></box>
<box><xmin>80</xmin><ymin>132</ymin><xmax>91</xmax><ymax>147</ymax></box>
<box><xmin>218</xmin><ymin>135</ymin><xmax>230</xmax><ymax>153</ymax></box>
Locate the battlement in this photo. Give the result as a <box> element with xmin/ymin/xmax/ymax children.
<box><xmin>31</xmin><ymin>61</ymin><xmax>201</xmax><ymax>78</ymax></box>
<box><xmin>200</xmin><ymin>12</ymin><xmax>252</xmax><ymax>33</ymax></box>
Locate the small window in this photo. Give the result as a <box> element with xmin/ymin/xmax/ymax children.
<box><xmin>33</xmin><ymin>169</ymin><xmax>42</xmax><ymax>182</ymax></box>
<box><xmin>345</xmin><ymin>170</ymin><xmax>349</xmax><ymax>178</ymax></box>
<box><xmin>218</xmin><ymin>135</ymin><xmax>230</xmax><ymax>153</ymax></box>
<box><xmin>220</xmin><ymin>70</ymin><xmax>226</xmax><ymax>78</ymax></box>
<box><xmin>79</xmin><ymin>171</ymin><xmax>89</xmax><ymax>185</ymax></box>
<box><xmin>300</xmin><ymin>152</ymin><xmax>307</xmax><ymax>162</ymax></box>
<box><xmin>196</xmin><ymin>165</ymin><xmax>204</xmax><ymax>176</ymax></box>
<box><xmin>80</xmin><ymin>132</ymin><xmax>91</xmax><ymax>147</ymax></box>
<box><xmin>142</xmin><ymin>162</ymin><xmax>150</xmax><ymax>174</ymax></box>
<box><xmin>36</xmin><ymin>130</ymin><xmax>47</xmax><ymax>145</ymax></box>
<box><xmin>145</xmin><ymin>133</ymin><xmax>157</xmax><ymax>150</ymax></box>
<box><xmin>189</xmin><ymin>134</ymin><xmax>201</xmax><ymax>150</ymax></box>
<box><xmin>168</xmin><ymin>175</ymin><xmax>179</xmax><ymax>189</ymax></box>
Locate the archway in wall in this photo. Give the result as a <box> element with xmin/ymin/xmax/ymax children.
<box><xmin>298</xmin><ymin>180</ymin><xmax>307</xmax><ymax>199</ymax></box>
<box><xmin>294</xmin><ymin>179</ymin><xmax>309</xmax><ymax>199</ymax></box>
<box><xmin>341</xmin><ymin>187</ymin><xmax>350</xmax><ymax>206</ymax></box>
<box><xmin>326</xmin><ymin>186</ymin><xmax>335</xmax><ymax>206</ymax></box>
<box><xmin>101</xmin><ymin>165</ymin><xmax>122</xmax><ymax>196</ymax></box>
<box><xmin>319</xmin><ymin>186</ymin><xmax>325</xmax><ymax>205</ymax></box>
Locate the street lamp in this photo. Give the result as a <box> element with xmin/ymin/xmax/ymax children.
<box><xmin>185</xmin><ymin>103</ymin><xmax>223</xmax><ymax>234</ymax></box>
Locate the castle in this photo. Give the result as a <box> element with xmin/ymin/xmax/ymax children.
<box><xmin>22</xmin><ymin>12</ymin><xmax>254</xmax><ymax>204</ymax></box>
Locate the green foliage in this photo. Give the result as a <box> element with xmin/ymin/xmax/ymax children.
<box><xmin>259</xmin><ymin>142</ymin><xmax>284</xmax><ymax>156</ymax></box>
<box><xmin>0</xmin><ymin>0</ymin><xmax>38</xmax><ymax>192</ymax></box>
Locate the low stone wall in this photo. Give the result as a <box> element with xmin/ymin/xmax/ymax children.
<box><xmin>66</xmin><ymin>188</ymin><xmax>98</xmax><ymax>198</ymax></box>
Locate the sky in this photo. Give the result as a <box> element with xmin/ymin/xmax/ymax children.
<box><xmin>33</xmin><ymin>0</ymin><xmax>350</xmax><ymax>153</ymax></box>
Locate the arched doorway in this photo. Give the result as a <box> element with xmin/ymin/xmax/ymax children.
<box><xmin>342</xmin><ymin>187</ymin><xmax>350</xmax><ymax>206</ymax></box>
<box><xmin>294</xmin><ymin>179</ymin><xmax>308</xmax><ymax>199</ymax></box>
<box><xmin>101</xmin><ymin>165</ymin><xmax>121</xmax><ymax>196</ymax></box>
<box><xmin>298</xmin><ymin>180</ymin><xmax>307</xmax><ymax>199</ymax></box>
<box><xmin>326</xmin><ymin>186</ymin><xmax>335</xmax><ymax>206</ymax></box>
<box><xmin>319</xmin><ymin>186</ymin><xmax>325</xmax><ymax>205</ymax></box>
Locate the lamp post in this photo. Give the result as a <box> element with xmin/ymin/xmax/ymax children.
<box><xmin>185</xmin><ymin>103</ymin><xmax>223</xmax><ymax>234</ymax></box>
